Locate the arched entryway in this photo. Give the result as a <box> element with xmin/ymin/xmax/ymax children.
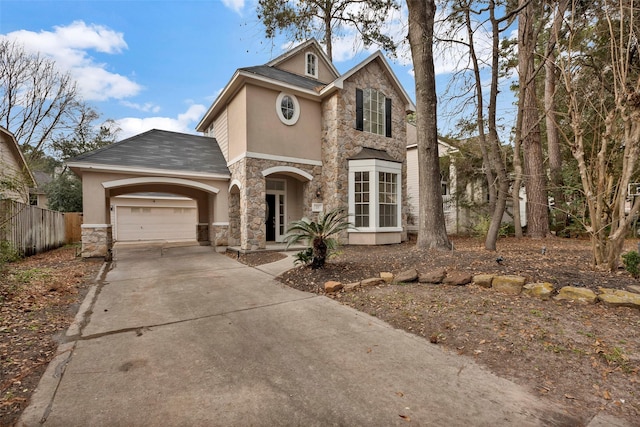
<box><xmin>261</xmin><ymin>166</ymin><xmax>314</xmax><ymax>244</ymax></box>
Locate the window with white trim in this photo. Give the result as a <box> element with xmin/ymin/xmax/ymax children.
<box><xmin>349</xmin><ymin>159</ymin><xmax>402</xmax><ymax>231</ymax></box>
<box><xmin>354</xmin><ymin>171</ymin><xmax>370</xmax><ymax>227</ymax></box>
<box><xmin>378</xmin><ymin>172</ymin><xmax>397</xmax><ymax>227</ymax></box>
<box><xmin>355</xmin><ymin>88</ymin><xmax>392</xmax><ymax>137</ymax></box>
<box><xmin>306</xmin><ymin>52</ymin><xmax>318</xmax><ymax>78</ymax></box>
<box><xmin>275</xmin><ymin>92</ymin><xmax>300</xmax><ymax>125</ymax></box>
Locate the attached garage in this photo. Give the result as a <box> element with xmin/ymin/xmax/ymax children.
<box><xmin>111</xmin><ymin>194</ymin><xmax>197</xmax><ymax>242</ymax></box>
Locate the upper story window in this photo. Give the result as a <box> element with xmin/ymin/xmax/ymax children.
<box><xmin>306</xmin><ymin>52</ymin><xmax>318</xmax><ymax>78</ymax></box>
<box><xmin>355</xmin><ymin>88</ymin><xmax>392</xmax><ymax>137</ymax></box>
<box><xmin>276</xmin><ymin>92</ymin><xmax>300</xmax><ymax>125</ymax></box>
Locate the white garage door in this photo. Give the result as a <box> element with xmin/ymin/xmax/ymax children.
<box><xmin>115</xmin><ymin>206</ymin><xmax>197</xmax><ymax>241</ymax></box>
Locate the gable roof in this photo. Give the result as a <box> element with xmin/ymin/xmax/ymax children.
<box><xmin>0</xmin><ymin>126</ymin><xmax>35</xmax><ymax>187</ymax></box>
<box><xmin>67</xmin><ymin>129</ymin><xmax>229</xmax><ymax>178</ymax></box>
<box><xmin>320</xmin><ymin>51</ymin><xmax>416</xmax><ymax>113</ymax></box>
<box><xmin>266</xmin><ymin>38</ymin><xmax>339</xmax><ymax>79</ymax></box>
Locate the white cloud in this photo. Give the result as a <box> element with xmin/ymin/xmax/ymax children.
<box><xmin>112</xmin><ymin>104</ymin><xmax>207</xmax><ymax>140</ymax></box>
<box><xmin>121</xmin><ymin>101</ymin><xmax>162</xmax><ymax>114</ymax></box>
<box><xmin>221</xmin><ymin>0</ymin><xmax>245</xmax><ymax>14</ymax></box>
<box><xmin>2</xmin><ymin>21</ymin><xmax>142</xmax><ymax>101</ymax></box>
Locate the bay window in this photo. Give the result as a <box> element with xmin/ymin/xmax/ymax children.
<box><xmin>348</xmin><ymin>158</ymin><xmax>402</xmax><ymax>231</ymax></box>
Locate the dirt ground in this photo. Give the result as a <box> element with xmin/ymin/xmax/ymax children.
<box><xmin>0</xmin><ymin>246</ymin><xmax>102</xmax><ymax>427</ymax></box>
<box><xmin>273</xmin><ymin>236</ymin><xmax>640</xmax><ymax>425</ymax></box>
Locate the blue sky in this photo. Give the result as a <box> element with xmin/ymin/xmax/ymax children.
<box><xmin>0</xmin><ymin>0</ymin><xmax>515</xmax><ymax>141</ymax></box>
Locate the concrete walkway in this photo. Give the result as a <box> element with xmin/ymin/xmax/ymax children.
<box><xmin>18</xmin><ymin>245</ymin><xmax>623</xmax><ymax>426</ymax></box>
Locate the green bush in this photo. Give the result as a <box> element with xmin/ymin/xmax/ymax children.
<box><xmin>293</xmin><ymin>248</ymin><xmax>313</xmax><ymax>266</ymax></box>
<box><xmin>621</xmin><ymin>250</ymin><xmax>640</xmax><ymax>278</ymax></box>
<box><xmin>471</xmin><ymin>215</ymin><xmax>514</xmax><ymax>238</ymax></box>
<box><xmin>0</xmin><ymin>239</ymin><xmax>22</xmax><ymax>273</ymax></box>
<box><xmin>285</xmin><ymin>208</ymin><xmax>353</xmax><ymax>269</ymax></box>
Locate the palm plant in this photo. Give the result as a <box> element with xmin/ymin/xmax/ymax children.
<box><xmin>285</xmin><ymin>208</ymin><xmax>353</xmax><ymax>269</ymax></box>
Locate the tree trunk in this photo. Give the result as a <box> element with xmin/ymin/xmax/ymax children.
<box><xmin>484</xmin><ymin>0</ymin><xmax>509</xmax><ymax>251</ymax></box>
<box><xmin>407</xmin><ymin>0</ymin><xmax>452</xmax><ymax>250</ymax></box>
<box><xmin>544</xmin><ymin>0</ymin><xmax>569</xmax><ymax>235</ymax></box>
<box><xmin>462</xmin><ymin>0</ymin><xmax>508</xmax><ymax>251</ymax></box>
<box><xmin>519</xmin><ymin>0</ymin><xmax>549</xmax><ymax>238</ymax></box>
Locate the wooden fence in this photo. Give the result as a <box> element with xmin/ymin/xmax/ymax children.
<box><xmin>64</xmin><ymin>212</ymin><xmax>83</xmax><ymax>243</ymax></box>
<box><xmin>0</xmin><ymin>200</ymin><xmax>66</xmax><ymax>256</ymax></box>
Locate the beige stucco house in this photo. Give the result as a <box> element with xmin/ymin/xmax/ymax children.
<box><xmin>0</xmin><ymin>126</ymin><xmax>35</xmax><ymax>204</ymax></box>
<box><xmin>70</xmin><ymin>39</ymin><xmax>415</xmax><ymax>257</ymax></box>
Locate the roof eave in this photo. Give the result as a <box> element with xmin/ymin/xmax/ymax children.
<box><xmin>67</xmin><ymin>162</ymin><xmax>231</xmax><ymax>181</ymax></box>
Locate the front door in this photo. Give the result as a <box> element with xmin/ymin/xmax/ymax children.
<box><xmin>266</xmin><ymin>179</ymin><xmax>286</xmax><ymax>242</ymax></box>
<box><xmin>266</xmin><ymin>194</ymin><xmax>276</xmax><ymax>241</ymax></box>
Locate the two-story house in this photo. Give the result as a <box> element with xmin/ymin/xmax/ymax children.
<box><xmin>69</xmin><ymin>39</ymin><xmax>415</xmax><ymax>257</ymax></box>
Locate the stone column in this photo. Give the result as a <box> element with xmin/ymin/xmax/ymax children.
<box><xmin>81</xmin><ymin>224</ymin><xmax>112</xmax><ymax>259</ymax></box>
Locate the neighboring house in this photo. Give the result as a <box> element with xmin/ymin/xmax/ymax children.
<box><xmin>407</xmin><ymin>125</ymin><xmax>527</xmax><ymax>235</ymax></box>
<box><xmin>69</xmin><ymin>39</ymin><xmax>415</xmax><ymax>257</ymax></box>
<box><xmin>30</xmin><ymin>170</ymin><xmax>52</xmax><ymax>208</ymax></box>
<box><xmin>0</xmin><ymin>126</ymin><xmax>35</xmax><ymax>204</ymax></box>
<box><xmin>405</xmin><ymin>123</ymin><xmax>460</xmax><ymax>234</ymax></box>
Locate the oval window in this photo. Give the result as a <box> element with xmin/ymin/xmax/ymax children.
<box><xmin>276</xmin><ymin>92</ymin><xmax>300</xmax><ymax>125</ymax></box>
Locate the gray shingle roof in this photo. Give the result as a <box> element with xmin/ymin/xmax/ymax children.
<box><xmin>348</xmin><ymin>147</ymin><xmax>401</xmax><ymax>163</ymax></box>
<box><xmin>240</xmin><ymin>65</ymin><xmax>325</xmax><ymax>92</ymax></box>
<box><xmin>69</xmin><ymin>129</ymin><xmax>229</xmax><ymax>175</ymax></box>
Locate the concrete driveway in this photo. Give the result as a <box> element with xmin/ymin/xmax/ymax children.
<box><xmin>19</xmin><ymin>245</ymin><xmax>620</xmax><ymax>426</ymax></box>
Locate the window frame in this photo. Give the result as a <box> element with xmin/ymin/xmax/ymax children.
<box><xmin>348</xmin><ymin>158</ymin><xmax>402</xmax><ymax>232</ymax></box>
<box><xmin>305</xmin><ymin>52</ymin><xmax>318</xmax><ymax>78</ymax></box>
<box><xmin>355</xmin><ymin>88</ymin><xmax>392</xmax><ymax>137</ymax></box>
<box><xmin>275</xmin><ymin>92</ymin><xmax>300</xmax><ymax>125</ymax></box>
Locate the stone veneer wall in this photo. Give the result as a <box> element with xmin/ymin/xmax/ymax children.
<box><xmin>321</xmin><ymin>60</ymin><xmax>409</xmax><ymax>242</ymax></box>
<box><xmin>229</xmin><ymin>157</ymin><xmax>322</xmax><ymax>251</ymax></box>
<box><xmin>81</xmin><ymin>225</ymin><xmax>112</xmax><ymax>258</ymax></box>
<box><xmin>228</xmin><ymin>191</ymin><xmax>241</xmax><ymax>246</ymax></box>
<box><xmin>211</xmin><ymin>224</ymin><xmax>229</xmax><ymax>246</ymax></box>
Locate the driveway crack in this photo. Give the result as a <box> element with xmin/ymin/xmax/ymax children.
<box><xmin>78</xmin><ymin>294</ymin><xmax>318</xmax><ymax>341</ymax></box>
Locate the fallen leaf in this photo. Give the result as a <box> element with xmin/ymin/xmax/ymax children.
<box><xmin>603</xmin><ymin>390</ymin><xmax>611</xmax><ymax>400</ymax></box>
<box><xmin>564</xmin><ymin>394</ymin><xmax>576</xmax><ymax>400</ymax></box>
<box><xmin>399</xmin><ymin>414</ymin><xmax>411</xmax><ymax>422</ymax></box>
<box><xmin>396</xmin><ymin>391</ymin><xmax>404</xmax><ymax>397</ymax></box>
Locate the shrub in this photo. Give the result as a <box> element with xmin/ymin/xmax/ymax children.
<box><xmin>621</xmin><ymin>250</ymin><xmax>640</xmax><ymax>278</ymax></box>
<box><xmin>0</xmin><ymin>239</ymin><xmax>22</xmax><ymax>273</ymax></box>
<box><xmin>285</xmin><ymin>208</ymin><xmax>353</xmax><ymax>269</ymax></box>
<box><xmin>293</xmin><ymin>248</ymin><xmax>313</xmax><ymax>267</ymax></box>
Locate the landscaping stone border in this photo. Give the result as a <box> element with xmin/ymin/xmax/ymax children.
<box><xmin>323</xmin><ymin>268</ymin><xmax>640</xmax><ymax>310</ymax></box>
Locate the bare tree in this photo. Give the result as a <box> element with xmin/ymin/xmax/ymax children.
<box><xmin>0</xmin><ymin>40</ymin><xmax>84</xmax><ymax>162</ymax></box>
<box><xmin>407</xmin><ymin>0</ymin><xmax>452</xmax><ymax>250</ymax></box>
<box><xmin>438</xmin><ymin>0</ymin><xmax>517</xmax><ymax>250</ymax></box>
<box><xmin>557</xmin><ymin>0</ymin><xmax>640</xmax><ymax>270</ymax></box>
<box><xmin>256</xmin><ymin>0</ymin><xmax>399</xmax><ymax>60</ymax></box>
